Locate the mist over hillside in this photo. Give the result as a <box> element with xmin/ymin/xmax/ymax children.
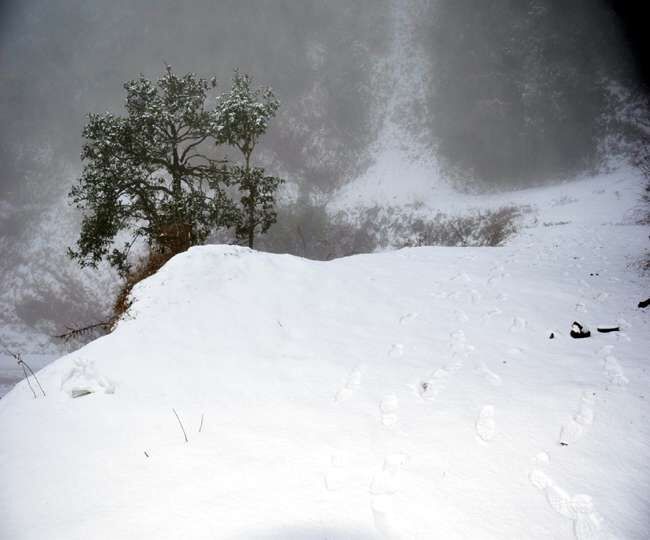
<box><xmin>0</xmin><ymin>0</ymin><xmax>649</xmax><ymax>354</ymax></box>
<box><xmin>1</xmin><ymin>0</ymin><xmax>647</xmax><ymax>202</ymax></box>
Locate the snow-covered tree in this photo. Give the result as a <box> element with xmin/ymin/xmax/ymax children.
<box><xmin>69</xmin><ymin>66</ymin><xmax>236</xmax><ymax>276</ymax></box>
<box><xmin>216</xmin><ymin>71</ymin><xmax>284</xmax><ymax>248</ymax></box>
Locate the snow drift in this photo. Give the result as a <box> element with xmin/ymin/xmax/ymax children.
<box><xmin>0</xmin><ymin>169</ymin><xmax>649</xmax><ymax>539</ymax></box>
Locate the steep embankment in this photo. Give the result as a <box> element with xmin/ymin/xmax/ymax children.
<box><xmin>0</xmin><ymin>170</ymin><xmax>648</xmax><ymax>539</ymax></box>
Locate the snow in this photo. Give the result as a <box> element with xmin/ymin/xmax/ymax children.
<box><xmin>1</xmin><ymin>168</ymin><xmax>649</xmax><ymax>539</ymax></box>
<box><xmin>329</xmin><ymin>0</ymin><xmax>443</xmax><ymax>212</ymax></box>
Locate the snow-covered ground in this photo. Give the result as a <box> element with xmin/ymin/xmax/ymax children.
<box><xmin>1</xmin><ymin>168</ymin><xmax>648</xmax><ymax>539</ymax></box>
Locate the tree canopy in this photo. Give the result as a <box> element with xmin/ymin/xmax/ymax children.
<box><xmin>216</xmin><ymin>71</ymin><xmax>283</xmax><ymax>248</ymax></box>
<box><xmin>69</xmin><ymin>67</ymin><xmax>282</xmax><ymax>275</ymax></box>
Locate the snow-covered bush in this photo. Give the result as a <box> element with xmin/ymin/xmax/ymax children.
<box><xmin>257</xmin><ymin>202</ymin><xmax>521</xmax><ymax>259</ymax></box>
<box><xmin>408</xmin><ymin>206</ymin><xmax>520</xmax><ymax>247</ymax></box>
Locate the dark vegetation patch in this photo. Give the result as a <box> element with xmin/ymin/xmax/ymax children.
<box><xmin>258</xmin><ymin>203</ymin><xmax>522</xmax><ymax>260</ymax></box>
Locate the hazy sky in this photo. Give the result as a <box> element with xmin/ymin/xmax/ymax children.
<box><xmin>0</xmin><ymin>0</ymin><xmax>647</xmax><ymax>202</ymax></box>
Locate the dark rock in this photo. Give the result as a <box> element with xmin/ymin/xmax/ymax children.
<box><xmin>570</xmin><ymin>321</ymin><xmax>590</xmax><ymax>339</ymax></box>
<box><xmin>597</xmin><ymin>326</ymin><xmax>620</xmax><ymax>333</ymax></box>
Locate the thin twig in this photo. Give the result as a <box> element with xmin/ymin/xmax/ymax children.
<box><xmin>198</xmin><ymin>413</ymin><xmax>204</xmax><ymax>433</ymax></box>
<box><xmin>17</xmin><ymin>359</ymin><xmax>46</xmax><ymax>397</ymax></box>
<box><xmin>172</xmin><ymin>408</ymin><xmax>189</xmax><ymax>443</ymax></box>
<box><xmin>1</xmin><ymin>340</ymin><xmax>43</xmax><ymax>397</ymax></box>
<box><xmin>20</xmin><ymin>362</ymin><xmax>37</xmax><ymax>399</ymax></box>
<box><xmin>53</xmin><ymin>320</ymin><xmax>114</xmax><ymax>343</ymax></box>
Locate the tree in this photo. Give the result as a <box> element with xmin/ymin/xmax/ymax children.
<box><xmin>216</xmin><ymin>71</ymin><xmax>284</xmax><ymax>248</ymax></box>
<box><xmin>68</xmin><ymin>66</ymin><xmax>235</xmax><ymax>276</ymax></box>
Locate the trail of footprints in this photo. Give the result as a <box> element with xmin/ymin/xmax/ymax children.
<box><xmin>418</xmin><ymin>329</ymin><xmax>470</xmax><ymax>401</ymax></box>
<box><xmin>329</xmin><ymin>278</ymin><xmax>629</xmax><ymax>538</ymax></box>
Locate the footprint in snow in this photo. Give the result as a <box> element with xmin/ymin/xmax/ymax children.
<box><xmin>470</xmin><ymin>289</ymin><xmax>482</xmax><ymax>305</ymax></box>
<box><xmin>574</xmin><ymin>393</ymin><xmax>596</xmax><ymax>426</ymax></box>
<box><xmin>370</xmin><ymin>453</ymin><xmax>408</xmax><ymax>495</ymax></box>
<box><xmin>454</xmin><ymin>309</ymin><xmax>469</xmax><ymax>323</ymax></box>
<box><xmin>380</xmin><ymin>394</ymin><xmax>399</xmax><ymax>427</ymax></box>
<box><xmin>418</xmin><ymin>368</ymin><xmax>450</xmax><ymax>401</ymax></box>
<box><xmin>335</xmin><ymin>366</ymin><xmax>363</xmax><ymax>403</ymax></box>
<box><xmin>487</xmin><ymin>272</ymin><xmax>510</xmax><ymax>286</ymax></box>
<box><xmin>454</xmin><ymin>342</ymin><xmax>475</xmax><ymax>356</ymax></box>
<box><xmin>370</xmin><ymin>454</ymin><xmax>408</xmax><ymax>540</ymax></box>
<box><xmin>399</xmin><ymin>312</ymin><xmax>418</xmax><ymax>325</ymax></box>
<box><xmin>476</xmin><ymin>362</ymin><xmax>502</xmax><ymax>387</ymax></box>
<box><xmin>603</xmin><ymin>356</ymin><xmax>628</xmax><ymax>386</ymax></box>
<box><xmin>510</xmin><ymin>316</ymin><xmax>528</xmax><ymax>333</ymax></box>
<box><xmin>450</xmin><ymin>329</ymin><xmax>474</xmax><ymax>356</ymax></box>
<box><xmin>533</xmin><ymin>451</ymin><xmax>550</xmax><ymax>465</ymax></box>
<box><xmin>450</xmin><ymin>272</ymin><xmax>472</xmax><ymax>283</ymax></box>
<box><xmin>324</xmin><ymin>452</ymin><xmax>348</xmax><ymax>491</ymax></box>
<box><xmin>450</xmin><ymin>329</ymin><xmax>466</xmax><ymax>342</ymax></box>
<box><xmin>597</xmin><ymin>345</ymin><xmax>614</xmax><ymax>356</ymax></box>
<box><xmin>529</xmin><ymin>470</ymin><xmax>606</xmax><ymax>540</ymax></box>
<box><xmin>496</xmin><ymin>292</ymin><xmax>508</xmax><ymax>302</ymax></box>
<box><xmin>444</xmin><ymin>353</ymin><xmax>464</xmax><ymax>372</ymax></box>
<box><xmin>594</xmin><ymin>292</ymin><xmax>609</xmax><ymax>303</ymax></box>
<box><xmin>559</xmin><ymin>392</ymin><xmax>595</xmax><ymax>446</ymax></box>
<box><xmin>476</xmin><ymin>405</ymin><xmax>496</xmax><ymax>442</ymax></box>
<box><xmin>615</xmin><ymin>332</ymin><xmax>631</xmax><ymax>343</ymax></box>
<box><xmin>483</xmin><ymin>308</ymin><xmax>503</xmax><ymax>320</ymax></box>
<box><xmin>388</xmin><ymin>344</ymin><xmax>404</xmax><ymax>358</ymax></box>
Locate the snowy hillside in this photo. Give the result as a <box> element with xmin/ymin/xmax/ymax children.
<box><xmin>0</xmin><ymin>170</ymin><xmax>648</xmax><ymax>539</ymax></box>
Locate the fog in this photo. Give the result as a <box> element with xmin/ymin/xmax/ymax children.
<box><xmin>1</xmin><ymin>0</ymin><xmax>391</xmax><ymax>202</ymax></box>
<box><xmin>1</xmin><ymin>0</ymin><xmax>646</xmax><ymax>201</ymax></box>
<box><xmin>0</xmin><ymin>0</ymin><xmax>648</xmax><ymax>351</ymax></box>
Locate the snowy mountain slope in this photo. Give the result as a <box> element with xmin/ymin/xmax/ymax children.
<box><xmin>328</xmin><ymin>0</ymin><xmax>444</xmax><ymax>212</ymax></box>
<box><xmin>0</xmin><ymin>171</ymin><xmax>648</xmax><ymax>540</ymax></box>
<box><xmin>0</xmin><ymin>192</ymin><xmax>118</xmax><ymax>365</ymax></box>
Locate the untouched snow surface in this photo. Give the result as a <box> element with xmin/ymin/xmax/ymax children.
<box><xmin>1</xmin><ymin>171</ymin><xmax>649</xmax><ymax>539</ymax></box>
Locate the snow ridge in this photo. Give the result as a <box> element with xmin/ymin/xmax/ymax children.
<box><xmin>1</xmin><ymin>173</ymin><xmax>648</xmax><ymax>538</ymax></box>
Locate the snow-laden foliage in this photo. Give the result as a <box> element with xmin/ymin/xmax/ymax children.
<box><xmin>216</xmin><ymin>71</ymin><xmax>284</xmax><ymax>248</ymax></box>
<box><xmin>68</xmin><ymin>67</ymin><xmax>284</xmax><ymax>273</ymax></box>
<box><xmin>215</xmin><ymin>71</ymin><xmax>279</xmax><ymax>153</ymax></box>
<box><xmin>69</xmin><ymin>67</ymin><xmax>235</xmax><ymax>275</ymax></box>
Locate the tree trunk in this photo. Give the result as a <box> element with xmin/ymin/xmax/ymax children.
<box><xmin>245</xmin><ymin>151</ymin><xmax>255</xmax><ymax>249</ymax></box>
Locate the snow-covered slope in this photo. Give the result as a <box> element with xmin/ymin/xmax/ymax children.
<box><xmin>0</xmin><ymin>190</ymin><xmax>119</xmax><ymax>383</ymax></box>
<box><xmin>0</xmin><ymin>170</ymin><xmax>648</xmax><ymax>540</ymax></box>
<box><xmin>325</xmin><ymin>0</ymin><xmax>452</xmax><ymax>213</ymax></box>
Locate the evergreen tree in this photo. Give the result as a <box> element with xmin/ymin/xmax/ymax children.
<box><xmin>216</xmin><ymin>71</ymin><xmax>284</xmax><ymax>248</ymax></box>
<box><xmin>69</xmin><ymin>66</ymin><xmax>235</xmax><ymax>276</ymax></box>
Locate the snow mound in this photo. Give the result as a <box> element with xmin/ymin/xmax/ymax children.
<box><xmin>1</xmin><ymin>174</ymin><xmax>649</xmax><ymax>539</ymax></box>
